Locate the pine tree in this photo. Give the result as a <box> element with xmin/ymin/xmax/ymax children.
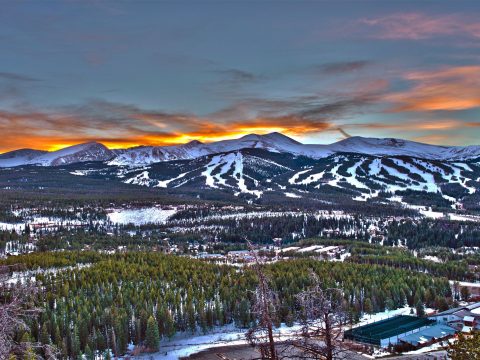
<box><xmin>71</xmin><ymin>325</ymin><xmax>81</xmax><ymax>359</ymax></box>
<box><xmin>236</xmin><ymin>299</ymin><xmax>251</xmax><ymax>328</ymax></box>
<box><xmin>53</xmin><ymin>324</ymin><xmax>62</xmax><ymax>348</ymax></box>
<box><xmin>164</xmin><ymin>310</ymin><xmax>176</xmax><ymax>339</ymax></box>
<box><xmin>85</xmin><ymin>344</ymin><xmax>94</xmax><ymax>360</ymax></box>
<box><xmin>40</xmin><ymin>323</ymin><xmax>51</xmax><ymax>345</ymax></box>
<box><xmin>364</xmin><ymin>298</ymin><xmax>373</xmax><ymax>315</ymax></box>
<box><xmin>145</xmin><ymin>316</ymin><xmax>160</xmax><ymax>352</ymax></box>
<box><xmin>20</xmin><ymin>334</ymin><xmax>36</xmax><ymax>360</ymax></box>
<box><xmin>24</xmin><ymin>348</ymin><xmax>36</xmax><ymax>360</ymax></box>
<box><xmin>460</xmin><ymin>286</ymin><xmax>470</xmax><ymax>301</ymax></box>
<box><xmin>415</xmin><ymin>301</ymin><xmax>425</xmax><ymax>317</ymax></box>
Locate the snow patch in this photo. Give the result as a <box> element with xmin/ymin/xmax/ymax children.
<box><xmin>107</xmin><ymin>207</ymin><xmax>177</xmax><ymax>225</ymax></box>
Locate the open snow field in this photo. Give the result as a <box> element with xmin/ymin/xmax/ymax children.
<box><xmin>143</xmin><ymin>325</ymin><xmax>247</xmax><ymax>359</ymax></box>
<box><xmin>107</xmin><ymin>207</ymin><xmax>178</xmax><ymax>225</ymax></box>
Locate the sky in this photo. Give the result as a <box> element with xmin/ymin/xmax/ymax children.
<box><xmin>0</xmin><ymin>0</ymin><xmax>479</xmax><ymax>152</ymax></box>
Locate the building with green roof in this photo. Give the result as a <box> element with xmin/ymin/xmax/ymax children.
<box><xmin>344</xmin><ymin>315</ymin><xmax>435</xmax><ymax>347</ymax></box>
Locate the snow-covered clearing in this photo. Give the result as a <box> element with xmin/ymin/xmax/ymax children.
<box><xmin>419</xmin><ymin>208</ymin><xmax>444</xmax><ymax>219</ymax></box>
<box><xmin>107</xmin><ymin>207</ymin><xmax>178</xmax><ymax>225</ymax></box>
<box><xmin>345</xmin><ymin>159</ymin><xmax>369</xmax><ymax>190</ymax></box>
<box><xmin>138</xmin><ymin>326</ymin><xmax>246</xmax><ymax>359</ymax></box>
<box><xmin>280</xmin><ymin>246</ymin><xmax>300</xmax><ymax>252</ymax></box>
<box><xmin>0</xmin><ymin>216</ymin><xmax>88</xmax><ymax>233</ymax></box>
<box><xmin>69</xmin><ymin>169</ymin><xmax>95</xmax><ymax>176</ymax></box>
<box><xmin>6</xmin><ymin>263</ymin><xmax>92</xmax><ymax>285</ymax></box>
<box><xmin>386</xmin><ymin>196</ymin><xmax>480</xmax><ymax>221</ymax></box>
<box><xmin>133</xmin><ymin>321</ymin><xmax>310</xmax><ymax>359</ymax></box>
<box><xmin>447</xmin><ymin>213</ymin><xmax>480</xmax><ymax>222</ymax></box>
<box><xmin>297</xmin><ymin>245</ymin><xmax>324</xmax><ymax>253</ymax></box>
<box><xmin>288</xmin><ymin>168</ymin><xmax>312</xmax><ymax>184</ymax></box>
<box><xmin>423</xmin><ymin>255</ymin><xmax>441</xmax><ymax>263</ymax></box>
<box><xmin>449</xmin><ymin>280</ymin><xmax>480</xmax><ymax>288</ymax></box>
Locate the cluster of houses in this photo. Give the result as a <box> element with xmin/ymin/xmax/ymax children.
<box><xmin>280</xmin><ymin>244</ymin><xmax>348</xmax><ymax>260</ymax></box>
<box><xmin>197</xmin><ymin>249</ymin><xmax>269</xmax><ymax>263</ymax></box>
<box><xmin>346</xmin><ymin>302</ymin><xmax>480</xmax><ymax>352</ymax></box>
<box><xmin>453</xmin><ymin>280</ymin><xmax>480</xmax><ymax>299</ymax></box>
<box><xmin>430</xmin><ymin>302</ymin><xmax>480</xmax><ymax>333</ymax></box>
<box><xmin>195</xmin><ymin>244</ymin><xmax>348</xmax><ymax>264</ymax></box>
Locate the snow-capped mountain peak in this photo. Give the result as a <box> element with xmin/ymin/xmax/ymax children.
<box><xmin>0</xmin><ymin>142</ymin><xmax>115</xmax><ymax>167</ymax></box>
<box><xmin>184</xmin><ymin>140</ymin><xmax>204</xmax><ymax>147</ymax></box>
<box><xmin>0</xmin><ymin>148</ymin><xmax>48</xmax><ymax>168</ymax></box>
<box><xmin>261</xmin><ymin>131</ymin><xmax>301</xmax><ymax>144</ymax></box>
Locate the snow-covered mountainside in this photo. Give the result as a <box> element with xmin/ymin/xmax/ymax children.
<box><xmin>107</xmin><ymin>141</ymin><xmax>211</xmax><ymax>166</ymax></box>
<box><xmin>64</xmin><ymin>148</ymin><xmax>480</xmax><ymax>209</ymax></box>
<box><xmin>107</xmin><ymin>149</ymin><xmax>304</xmax><ymax>199</ymax></box>
<box><xmin>286</xmin><ymin>154</ymin><xmax>478</xmax><ymax>203</ymax></box>
<box><xmin>2</xmin><ymin>132</ymin><xmax>480</xmax><ymax>168</ymax></box>
<box><xmin>326</xmin><ymin>137</ymin><xmax>480</xmax><ymax>160</ymax></box>
<box><xmin>0</xmin><ymin>142</ymin><xmax>114</xmax><ymax>167</ymax></box>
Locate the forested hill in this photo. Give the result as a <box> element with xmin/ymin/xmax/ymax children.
<box><xmin>2</xmin><ymin>251</ymin><xmax>452</xmax><ymax>358</ymax></box>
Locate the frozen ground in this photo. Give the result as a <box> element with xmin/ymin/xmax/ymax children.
<box><xmin>142</xmin><ymin>325</ymin><xmax>247</xmax><ymax>359</ymax></box>
<box><xmin>133</xmin><ymin>321</ymin><xmax>317</xmax><ymax>359</ymax></box>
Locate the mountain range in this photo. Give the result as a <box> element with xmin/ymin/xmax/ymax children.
<box><xmin>1</xmin><ymin>133</ymin><xmax>479</xmax><ymax>209</ymax></box>
<box><xmin>2</xmin><ymin>132</ymin><xmax>480</xmax><ymax>168</ymax></box>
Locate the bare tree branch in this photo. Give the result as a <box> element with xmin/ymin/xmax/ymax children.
<box><xmin>287</xmin><ymin>272</ymin><xmax>348</xmax><ymax>360</ymax></box>
<box><xmin>0</xmin><ymin>264</ymin><xmax>54</xmax><ymax>359</ymax></box>
<box><xmin>245</xmin><ymin>240</ymin><xmax>280</xmax><ymax>360</ymax></box>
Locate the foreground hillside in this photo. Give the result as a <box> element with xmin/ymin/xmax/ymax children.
<box><xmin>2</xmin><ymin>250</ymin><xmax>451</xmax><ymax>359</ymax></box>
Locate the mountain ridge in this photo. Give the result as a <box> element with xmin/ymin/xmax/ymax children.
<box><xmin>1</xmin><ymin>132</ymin><xmax>480</xmax><ymax>168</ymax></box>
